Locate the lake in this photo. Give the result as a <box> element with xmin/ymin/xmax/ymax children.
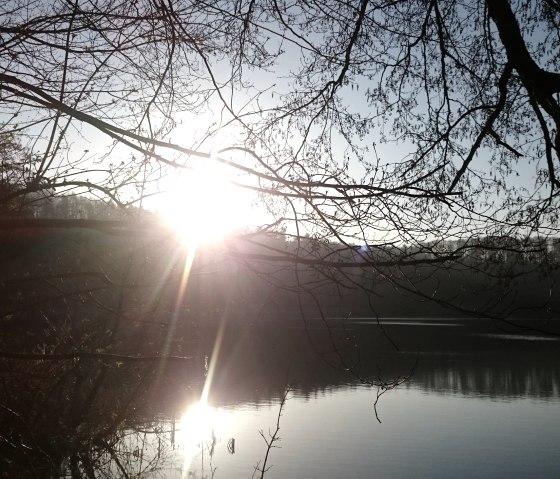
<box><xmin>94</xmin><ymin>317</ymin><xmax>560</xmax><ymax>479</ymax></box>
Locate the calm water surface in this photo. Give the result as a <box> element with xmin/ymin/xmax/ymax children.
<box><xmin>163</xmin><ymin>388</ymin><xmax>560</xmax><ymax>479</ymax></box>
<box><xmin>149</xmin><ymin>318</ymin><xmax>560</xmax><ymax>479</ymax></box>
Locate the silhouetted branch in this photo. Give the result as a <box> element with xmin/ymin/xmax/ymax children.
<box><xmin>252</xmin><ymin>387</ymin><xmax>290</xmax><ymax>479</ymax></box>
<box><xmin>0</xmin><ymin>352</ymin><xmax>192</xmax><ymax>362</ymax></box>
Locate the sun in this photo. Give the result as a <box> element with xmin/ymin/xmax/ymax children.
<box><xmin>159</xmin><ymin>158</ymin><xmax>255</xmax><ymax>247</ymax></box>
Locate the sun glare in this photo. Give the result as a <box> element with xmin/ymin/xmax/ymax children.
<box><xmin>159</xmin><ymin>158</ymin><xmax>256</xmax><ymax>247</ymax></box>
<box><xmin>179</xmin><ymin>400</ymin><xmax>229</xmax><ymax>475</ymax></box>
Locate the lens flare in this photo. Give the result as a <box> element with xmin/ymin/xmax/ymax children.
<box><xmin>180</xmin><ymin>322</ymin><xmax>227</xmax><ymax>477</ymax></box>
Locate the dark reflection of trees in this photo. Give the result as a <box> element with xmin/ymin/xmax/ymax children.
<box><xmin>415</xmin><ymin>354</ymin><xmax>560</xmax><ymax>400</ymax></box>
<box><xmin>197</xmin><ymin>320</ymin><xmax>560</xmax><ymax>406</ymax></box>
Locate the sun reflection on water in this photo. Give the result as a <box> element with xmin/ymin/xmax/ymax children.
<box><xmin>179</xmin><ymin>400</ymin><xmax>230</xmax><ymax>477</ymax></box>
<box><xmin>179</xmin><ymin>321</ymin><xmax>229</xmax><ymax>477</ymax></box>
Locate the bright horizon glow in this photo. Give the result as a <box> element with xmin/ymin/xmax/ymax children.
<box><xmin>158</xmin><ymin>156</ymin><xmax>261</xmax><ymax>248</ymax></box>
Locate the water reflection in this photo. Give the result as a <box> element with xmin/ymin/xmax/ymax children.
<box><xmin>1</xmin><ymin>318</ymin><xmax>559</xmax><ymax>477</ymax></box>
<box><xmin>178</xmin><ymin>401</ymin><xmax>230</xmax><ymax>476</ymax></box>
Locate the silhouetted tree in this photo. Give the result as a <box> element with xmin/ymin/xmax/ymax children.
<box><xmin>1</xmin><ymin>1</ymin><xmax>558</xmax><ymax>307</ymax></box>
<box><xmin>1</xmin><ymin>0</ymin><xmax>559</xmax><ymax>399</ymax></box>
<box><xmin>0</xmin><ymin>133</ymin><xmax>37</xmax><ymax>216</ymax></box>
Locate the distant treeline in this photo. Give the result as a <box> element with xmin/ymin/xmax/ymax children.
<box><xmin>1</xmin><ymin>225</ymin><xmax>559</xmax><ymax>332</ymax></box>
<box><xmin>4</xmin><ymin>192</ymin><xmax>560</xmax><ymax>266</ymax></box>
<box><xmin>1</xmin><ymin>191</ymin><xmax>148</xmax><ymax>220</ymax></box>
